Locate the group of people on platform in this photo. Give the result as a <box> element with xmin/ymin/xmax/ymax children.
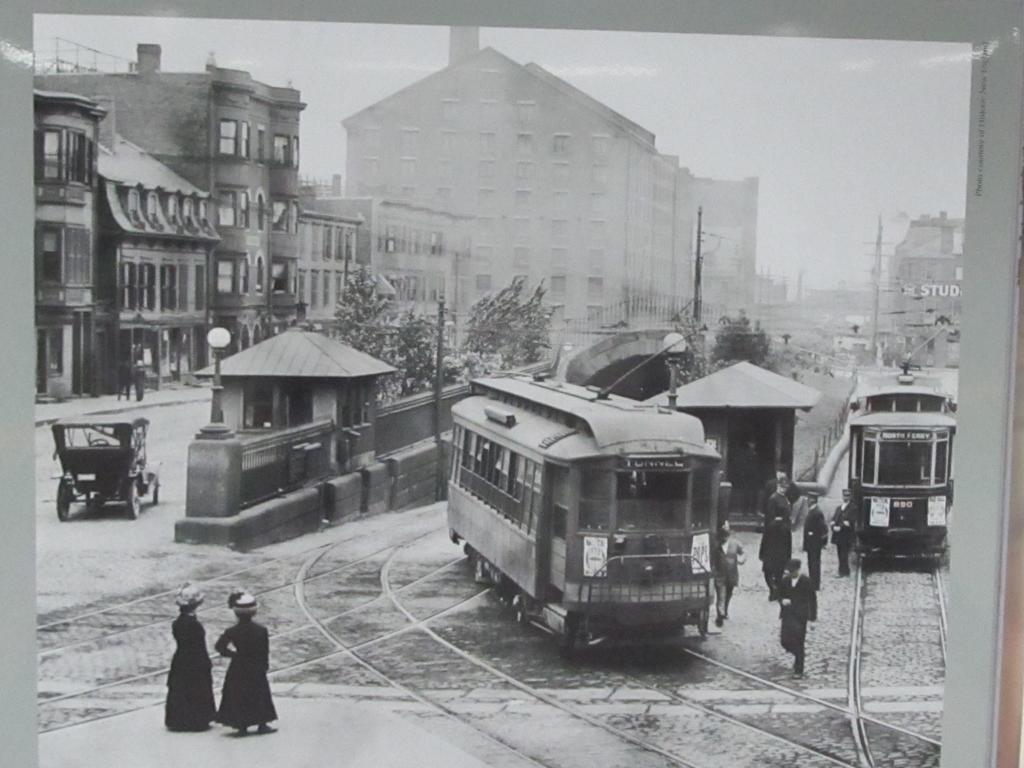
<box><xmin>164</xmin><ymin>584</ymin><xmax>278</xmax><ymax>736</ymax></box>
<box><xmin>711</xmin><ymin>473</ymin><xmax>857</xmax><ymax>678</ymax></box>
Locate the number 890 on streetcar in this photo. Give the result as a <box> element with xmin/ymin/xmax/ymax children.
<box><xmin>447</xmin><ymin>375</ymin><xmax>726</xmax><ymax>653</ymax></box>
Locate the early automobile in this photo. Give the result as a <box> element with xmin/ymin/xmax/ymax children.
<box><xmin>51</xmin><ymin>417</ymin><xmax>160</xmax><ymax>521</ymax></box>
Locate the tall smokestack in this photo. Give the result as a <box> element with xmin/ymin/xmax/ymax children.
<box><xmin>449</xmin><ymin>27</ymin><xmax>479</xmax><ymax>66</ymax></box>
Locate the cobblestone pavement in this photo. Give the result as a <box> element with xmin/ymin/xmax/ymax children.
<box><xmin>39</xmin><ymin>502</ymin><xmax>949</xmax><ymax>767</ymax></box>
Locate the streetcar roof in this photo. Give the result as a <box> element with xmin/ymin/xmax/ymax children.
<box><xmin>854</xmin><ymin>384</ymin><xmax>952</xmax><ymax>400</ymax></box>
<box><xmin>849</xmin><ymin>411</ymin><xmax>956</xmax><ymax>429</ymax></box>
<box><xmin>459</xmin><ymin>376</ymin><xmax>718</xmax><ymax>460</ymax></box>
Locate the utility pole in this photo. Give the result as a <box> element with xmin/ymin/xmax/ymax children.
<box><xmin>693</xmin><ymin>206</ymin><xmax>704</xmax><ymax>324</ymax></box>
<box><xmin>870</xmin><ymin>214</ymin><xmax>883</xmax><ymax>363</ymax></box>
<box><xmin>434</xmin><ymin>296</ymin><xmax>446</xmax><ymax>501</ymax></box>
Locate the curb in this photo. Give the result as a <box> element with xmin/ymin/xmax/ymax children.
<box><xmin>35</xmin><ymin>392</ymin><xmax>209</xmax><ymax>428</ymax></box>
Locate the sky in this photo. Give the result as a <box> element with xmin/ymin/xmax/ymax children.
<box><xmin>34</xmin><ymin>15</ymin><xmax>973</xmax><ymax>291</ymax></box>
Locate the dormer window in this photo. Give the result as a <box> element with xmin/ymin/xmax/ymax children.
<box><xmin>167</xmin><ymin>194</ymin><xmax>179</xmax><ymax>224</ymax></box>
<box><xmin>182</xmin><ymin>197</ymin><xmax>193</xmax><ymax>222</ymax></box>
<box><xmin>198</xmin><ymin>200</ymin><xmax>208</xmax><ymax>223</ymax></box>
<box><xmin>146</xmin><ymin>192</ymin><xmax>161</xmax><ymax>225</ymax></box>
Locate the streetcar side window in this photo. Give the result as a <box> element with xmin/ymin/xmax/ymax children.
<box><xmin>862</xmin><ymin>438</ymin><xmax>877</xmax><ymax>484</ymax></box>
<box><xmin>934</xmin><ymin>437</ymin><xmax>949</xmax><ymax>484</ymax></box>
<box><xmin>691</xmin><ymin>467</ymin><xmax>713</xmax><ymax>531</ymax></box>
<box><xmin>461</xmin><ymin>428</ymin><xmax>474</xmax><ymax>471</ymax></box>
<box><xmin>579</xmin><ymin>466</ymin><xmax>611</xmax><ymax>530</ymax></box>
<box><xmin>551</xmin><ymin>466</ymin><xmax>570</xmax><ymax>538</ymax></box>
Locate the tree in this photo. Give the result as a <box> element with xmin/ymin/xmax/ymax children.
<box><xmin>462</xmin><ymin>276</ymin><xmax>551</xmax><ymax>369</ymax></box>
<box><xmin>391</xmin><ymin>311</ymin><xmax>439</xmax><ymax>397</ymax></box>
<box><xmin>333</xmin><ymin>266</ymin><xmax>391</xmax><ymax>361</ymax></box>
<box><xmin>711</xmin><ymin>312</ymin><xmax>772</xmax><ymax>369</ymax></box>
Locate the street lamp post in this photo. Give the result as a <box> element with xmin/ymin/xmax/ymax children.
<box><xmin>662</xmin><ymin>332</ymin><xmax>687</xmax><ymax>410</ymax></box>
<box><xmin>199</xmin><ymin>327</ymin><xmax>232</xmax><ymax>438</ymax></box>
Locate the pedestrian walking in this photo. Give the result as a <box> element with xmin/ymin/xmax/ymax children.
<box><xmin>802</xmin><ymin>493</ymin><xmax>829</xmax><ymax>590</ymax></box>
<box><xmin>215</xmin><ymin>591</ymin><xmax>278</xmax><ymax>736</ymax></box>
<box><xmin>164</xmin><ymin>584</ymin><xmax>216</xmax><ymax>732</ymax></box>
<box><xmin>764</xmin><ymin>480</ymin><xmax>792</xmax><ymax>526</ymax></box>
<box><xmin>777</xmin><ymin>558</ymin><xmax>817</xmax><ymax>678</ymax></box>
<box><xmin>831</xmin><ymin>489</ymin><xmax>855</xmax><ymax>577</ymax></box>
<box><xmin>132</xmin><ymin>347</ymin><xmax>146</xmax><ymax>402</ymax></box>
<box><xmin>712</xmin><ymin>521</ymin><xmax>746</xmax><ymax>627</ymax></box>
<box><xmin>759</xmin><ymin>505</ymin><xmax>792</xmax><ymax>601</ymax></box>
<box><xmin>116</xmin><ymin>358</ymin><xmax>132</xmax><ymax>401</ymax></box>
<box><xmin>759</xmin><ymin>468</ymin><xmax>787</xmax><ymax>521</ymax></box>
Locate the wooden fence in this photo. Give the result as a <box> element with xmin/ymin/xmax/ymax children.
<box><xmin>239</xmin><ymin>419</ymin><xmax>334</xmax><ymax>509</ymax></box>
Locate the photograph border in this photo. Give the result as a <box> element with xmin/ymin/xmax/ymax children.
<box><xmin>3</xmin><ymin>2</ymin><xmax>1023</xmax><ymax>766</ymax></box>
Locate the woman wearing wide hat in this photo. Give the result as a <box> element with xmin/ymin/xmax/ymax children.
<box><xmin>165</xmin><ymin>584</ymin><xmax>216</xmax><ymax>731</ymax></box>
<box><xmin>215</xmin><ymin>591</ymin><xmax>278</xmax><ymax>735</ymax></box>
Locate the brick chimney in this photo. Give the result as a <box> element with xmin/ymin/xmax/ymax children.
<box><xmin>137</xmin><ymin>44</ymin><xmax>161</xmax><ymax>75</ymax></box>
<box><xmin>449</xmin><ymin>27</ymin><xmax>479</xmax><ymax>66</ymax></box>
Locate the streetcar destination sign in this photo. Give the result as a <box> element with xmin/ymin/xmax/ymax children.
<box><xmin>879</xmin><ymin>431</ymin><xmax>933</xmax><ymax>441</ymax></box>
<box><xmin>624</xmin><ymin>456</ymin><xmax>689</xmax><ymax>470</ymax></box>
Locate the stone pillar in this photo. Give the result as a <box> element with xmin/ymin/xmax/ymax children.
<box><xmin>185</xmin><ymin>432</ymin><xmax>242</xmax><ymax>517</ymax></box>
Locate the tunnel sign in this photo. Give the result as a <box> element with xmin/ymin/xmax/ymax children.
<box><xmin>928</xmin><ymin>496</ymin><xmax>947</xmax><ymax>527</ymax></box>
<box><xmin>869</xmin><ymin>497</ymin><xmax>891</xmax><ymax>527</ymax></box>
<box><xmin>691</xmin><ymin>532</ymin><xmax>711</xmax><ymax>574</ymax></box>
<box><xmin>583</xmin><ymin>536</ymin><xmax>608</xmax><ymax>578</ymax></box>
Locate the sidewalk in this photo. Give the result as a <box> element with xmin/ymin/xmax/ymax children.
<box><xmin>35</xmin><ymin>384</ymin><xmax>212</xmax><ymax>427</ymax></box>
<box><xmin>39</xmin><ymin>698</ymin><xmax>494</xmax><ymax>768</ymax></box>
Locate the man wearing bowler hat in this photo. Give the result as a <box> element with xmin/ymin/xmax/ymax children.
<box><xmin>777</xmin><ymin>558</ymin><xmax>817</xmax><ymax>678</ymax></box>
<box><xmin>802</xmin><ymin>492</ymin><xmax>829</xmax><ymax>590</ymax></box>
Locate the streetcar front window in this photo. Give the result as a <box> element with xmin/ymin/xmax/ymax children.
<box><xmin>616</xmin><ymin>471</ymin><xmax>686</xmax><ymax>529</ymax></box>
<box><xmin>877</xmin><ymin>440</ymin><xmax>933</xmax><ymax>485</ymax></box>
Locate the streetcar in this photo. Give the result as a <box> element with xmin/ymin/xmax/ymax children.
<box><xmin>846</xmin><ymin>365</ymin><xmax>955</xmax><ymax>559</ymax></box>
<box><xmin>447</xmin><ymin>374</ymin><xmax>724</xmax><ymax>652</ymax></box>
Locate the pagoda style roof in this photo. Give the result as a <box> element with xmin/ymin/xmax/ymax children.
<box><xmin>643</xmin><ymin>361</ymin><xmax>822</xmax><ymax>411</ymax></box>
<box><xmin>197</xmin><ymin>328</ymin><xmax>396</xmax><ymax>379</ymax></box>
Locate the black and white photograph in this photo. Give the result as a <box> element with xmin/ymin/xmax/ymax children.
<box><xmin>25</xmin><ymin>12</ymin><xmax>990</xmax><ymax>768</ymax></box>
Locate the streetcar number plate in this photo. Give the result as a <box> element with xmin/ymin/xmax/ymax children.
<box><xmin>76</xmin><ymin>474</ymin><xmax>95</xmax><ymax>481</ymax></box>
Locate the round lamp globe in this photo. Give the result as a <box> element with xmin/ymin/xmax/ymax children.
<box><xmin>662</xmin><ymin>332</ymin><xmax>687</xmax><ymax>354</ymax></box>
<box><xmin>207</xmin><ymin>327</ymin><xmax>231</xmax><ymax>350</ymax></box>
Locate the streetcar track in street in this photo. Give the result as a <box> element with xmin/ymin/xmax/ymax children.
<box><xmin>38</xmin><ymin>528</ymin><xmax>455</xmax><ymax>718</ymax></box>
<box><xmin>933</xmin><ymin>568</ymin><xmax>948</xmax><ymax>668</ymax></box>
<box><xmin>380</xmin><ymin>553</ymin><xmax>705</xmax><ymax>768</ymax></box>
<box><xmin>849</xmin><ymin>565</ymin><xmax>876</xmax><ymax>767</ymax></box>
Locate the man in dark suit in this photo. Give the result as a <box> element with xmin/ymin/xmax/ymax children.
<box><xmin>777</xmin><ymin>557</ymin><xmax>817</xmax><ymax>677</ymax></box>
<box><xmin>759</xmin><ymin>503</ymin><xmax>792</xmax><ymax>601</ymax></box>
<box><xmin>831</xmin><ymin>489</ymin><xmax>855</xmax><ymax>577</ymax></box>
<box><xmin>802</xmin><ymin>493</ymin><xmax>829</xmax><ymax>590</ymax></box>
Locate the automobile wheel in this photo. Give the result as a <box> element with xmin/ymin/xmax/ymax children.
<box><xmin>56</xmin><ymin>480</ymin><xmax>72</xmax><ymax>522</ymax></box>
<box><xmin>125</xmin><ymin>480</ymin><xmax>140</xmax><ymax>520</ymax></box>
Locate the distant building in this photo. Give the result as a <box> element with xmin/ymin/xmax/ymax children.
<box><xmin>33</xmin><ymin>90</ymin><xmax>106</xmax><ymax>398</ymax></box>
<box><xmin>887</xmin><ymin>212</ymin><xmax>963</xmax><ymax>366</ymax></box>
<box><xmin>294</xmin><ymin>206</ymin><xmax>361</xmax><ymax>326</ymax></box>
<box><xmin>35</xmin><ymin>42</ymin><xmax>306</xmax><ymax>350</ymax></box>
<box><xmin>342</xmin><ymin>31</ymin><xmax>758</xmax><ymax>326</ymax></box>
<box><xmin>96</xmin><ymin>134</ymin><xmax>220</xmax><ymax>388</ymax></box>
<box><xmin>302</xmin><ymin>196</ymin><xmax>473</xmax><ymax>323</ymax></box>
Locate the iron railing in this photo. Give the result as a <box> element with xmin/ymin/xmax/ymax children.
<box><xmin>239</xmin><ymin>419</ymin><xmax>334</xmax><ymax>508</ymax></box>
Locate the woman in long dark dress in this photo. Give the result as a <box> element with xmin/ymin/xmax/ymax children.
<box><xmin>215</xmin><ymin>592</ymin><xmax>278</xmax><ymax>735</ymax></box>
<box><xmin>165</xmin><ymin>584</ymin><xmax>216</xmax><ymax>731</ymax></box>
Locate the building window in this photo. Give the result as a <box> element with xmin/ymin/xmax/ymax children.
<box><xmin>182</xmin><ymin>197</ymin><xmax>194</xmax><ymax>226</ymax></box>
<box><xmin>323</xmin><ymin>226</ymin><xmax>333</xmax><ymax>260</ymax></box>
<box><xmin>479</xmin><ymin>132</ymin><xmax>496</xmax><ymax>156</ymax></box>
<box><xmin>121</xmin><ymin>262</ymin><xmax>137</xmax><ymax>309</ymax></box>
<box><xmin>239</xmin><ymin>122</ymin><xmax>251</xmax><ymax>158</ymax></box>
<box><xmin>516</xmin><ymin>161</ymin><xmax>534</xmax><ymax>180</ymax></box>
<box><xmin>478</xmin><ymin>160</ymin><xmax>496</xmax><ymax>180</ymax></box>
<box><xmin>400</xmin><ymin>128</ymin><xmax>419</xmax><ymax>154</ymax></box>
<box><xmin>955</xmin><ymin>266</ymin><xmax>964</xmax><ymax>281</ymax></box>
<box><xmin>272</xmin><ymin>260</ymin><xmax>289</xmax><ymax>293</ymax></box>
<box><xmin>477</xmin><ymin>218</ymin><xmax>496</xmax><ymax>241</ymax></box>
<box><xmin>590</xmin><ymin>220</ymin><xmax>607</xmax><ymax>240</ymax></box>
<box><xmin>551</xmin><ymin>219</ymin><xmax>568</xmax><ymax>240</ymax></box>
<box><xmin>46</xmin><ymin>328</ymin><xmax>63</xmax><ymax>374</ymax></box>
<box><xmin>239</xmin><ymin>256</ymin><xmax>250</xmax><ymax>294</ymax></box>
<box><xmin>38</xmin><ymin>128</ymin><xmax>93</xmax><ymax>184</ymax></box>
<box><xmin>515</xmin><ymin>190</ymin><xmax>531</xmax><ymax>209</ymax></box>
<box><xmin>515</xmin><ymin>133</ymin><xmax>534</xmax><ymax>155</ymax></box>
<box><xmin>219</xmin><ymin>119</ymin><xmax>238</xmax><ymax>155</ymax></box>
<box><xmin>140</xmin><ymin>263</ymin><xmax>157</xmax><ymax>310</ymax></box>
<box><xmin>272</xmin><ymin>201</ymin><xmax>289</xmax><ymax>232</ymax></box>
<box><xmin>588</xmin><ymin>276</ymin><xmax>604</xmax><ymax>301</ymax></box>
<box><xmin>592</xmin><ymin>165</ymin><xmax>608</xmax><ymax>185</ymax></box>
<box><xmin>166</xmin><ymin>194</ymin><xmax>179</xmax><ymax>224</ymax></box>
<box><xmin>442</xmin><ymin>99</ymin><xmax>459</xmax><ymax>121</ymax></box>
<box><xmin>291</xmin><ymin>202</ymin><xmax>300</xmax><ymax>234</ymax></box>
<box><xmin>476</xmin><ymin>246</ymin><xmax>493</xmax><ymax>267</ymax></box>
<box><xmin>441</xmin><ymin>131</ymin><xmax>456</xmax><ymax>155</ymax></box>
<box><xmin>160</xmin><ymin>265</ymin><xmax>178</xmax><ymax>310</ymax></box>
<box><xmin>552</xmin><ymin>191</ymin><xmax>569</xmax><ymax>211</ymax></box>
<box><xmin>239</xmin><ymin>191</ymin><xmax>250</xmax><ymax>229</ymax></box>
<box><xmin>592</xmin><ymin>135</ymin><xmax>611</xmax><ymax>157</ymax></box>
<box><xmin>364</xmin><ymin>126</ymin><xmax>381</xmax><ymax>148</ymax></box>
<box><xmin>292</xmin><ymin>136</ymin><xmax>300</xmax><ymax>169</ymax></box>
<box><xmin>274</xmin><ymin>135</ymin><xmax>291</xmax><ymax>166</ymax></box>
<box><xmin>513</xmin><ymin>247</ymin><xmax>531</xmax><ymax>269</ymax></box>
<box><xmin>256</xmin><ymin>124</ymin><xmax>266</xmax><ymax>161</ymax></box>
<box><xmin>195</xmin><ymin>265</ymin><xmax>205</xmax><ymax>310</ymax></box>
<box><xmin>551</xmin><ymin>248</ymin><xmax>568</xmax><ymax>269</ymax></box>
<box><xmin>243</xmin><ymin>383</ymin><xmax>275</xmax><ymax>429</ymax></box>
<box><xmin>553</xmin><ymin>163</ymin><xmax>570</xmax><ymax>187</ymax></box>
<box><xmin>552</xmin><ymin>134</ymin><xmax>571</xmax><ymax>155</ymax></box>
<box><xmin>513</xmin><ymin>217</ymin><xmax>530</xmax><ymax>241</ymax></box>
<box><xmin>516</xmin><ymin>101</ymin><xmax>536</xmax><ymax>124</ymax></box>
<box><xmin>476</xmin><ymin>274</ymin><xmax>492</xmax><ymax>292</ymax></box>
<box><xmin>255</xmin><ymin>255</ymin><xmax>265</xmax><ymax>293</ymax></box>
<box><xmin>322</xmin><ymin>270</ymin><xmax>330</xmax><ymax>306</ymax></box>
<box><xmin>588</xmin><ymin>248</ymin><xmax>605</xmax><ymax>274</ymax></box>
<box><xmin>551</xmin><ymin>275</ymin><xmax>566</xmax><ymax>297</ymax></box>
<box><xmin>340</xmin><ymin>381</ymin><xmax>370</xmax><ymax>427</ymax></box>
<box><xmin>127</xmin><ymin>189</ymin><xmax>142</xmax><ymax>219</ymax></box>
<box><xmin>310</xmin><ymin>271</ymin><xmax>319</xmax><ymax>308</ymax></box>
<box><xmin>42</xmin><ymin>129</ymin><xmax>62</xmax><ymax>179</ymax></box>
<box><xmin>297</xmin><ymin>269</ymin><xmax>306</xmax><ymax>302</ymax></box>
<box><xmin>40</xmin><ymin>227</ymin><xmax>62</xmax><ymax>284</ymax></box>
<box><xmin>218</xmin><ymin>191</ymin><xmax>237</xmax><ymax>227</ymax></box>
<box><xmin>216</xmin><ymin>259</ymin><xmax>236</xmax><ymax>294</ymax></box>
<box><xmin>335</xmin><ymin>273</ymin><xmax>343</xmax><ymax>301</ymax></box>
<box><xmin>590</xmin><ymin>193</ymin><xmax>607</xmax><ymax>213</ymax></box>
<box><xmin>478</xmin><ymin>188</ymin><xmax>495</xmax><ymax>209</ymax></box>
<box><xmin>257</xmin><ymin>194</ymin><xmax>266</xmax><ymax>231</ymax></box>
<box><xmin>344</xmin><ymin>229</ymin><xmax>354</xmax><ymax>262</ymax></box>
